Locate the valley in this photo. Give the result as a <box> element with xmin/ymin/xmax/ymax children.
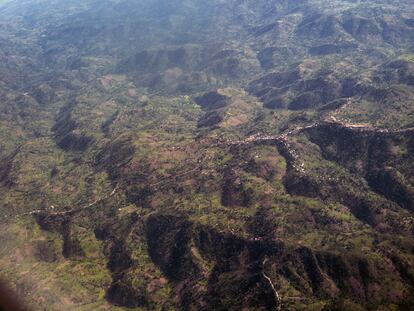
<box><xmin>0</xmin><ymin>0</ymin><xmax>413</xmax><ymax>310</ymax></box>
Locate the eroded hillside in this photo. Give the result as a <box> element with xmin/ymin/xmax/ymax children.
<box><xmin>0</xmin><ymin>0</ymin><xmax>413</xmax><ymax>310</ymax></box>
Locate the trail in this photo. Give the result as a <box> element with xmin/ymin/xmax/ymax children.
<box><xmin>149</xmin><ymin>167</ymin><xmax>201</xmax><ymax>187</ymax></box>
<box><xmin>3</xmin><ymin>184</ymin><xmax>120</xmax><ymax>220</ymax></box>
<box><xmin>47</xmin><ymin>183</ymin><xmax>120</xmax><ymax>216</ymax></box>
<box><xmin>262</xmin><ymin>258</ymin><xmax>282</xmax><ymax>311</ymax></box>
<box><xmin>124</xmin><ymin>119</ymin><xmax>414</xmax><ymax>190</ymax></box>
<box><xmin>3</xmin><ymin>115</ymin><xmax>413</xmax><ymax>221</ymax></box>
<box><xmin>213</xmin><ymin>120</ymin><xmax>414</xmax><ymax>148</ymax></box>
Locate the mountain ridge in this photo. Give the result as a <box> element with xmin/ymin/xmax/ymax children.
<box><xmin>0</xmin><ymin>0</ymin><xmax>413</xmax><ymax>310</ymax></box>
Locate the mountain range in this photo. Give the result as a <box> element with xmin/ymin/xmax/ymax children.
<box><xmin>0</xmin><ymin>0</ymin><xmax>413</xmax><ymax>310</ymax></box>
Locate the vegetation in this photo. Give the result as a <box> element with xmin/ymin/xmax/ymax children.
<box><xmin>0</xmin><ymin>0</ymin><xmax>413</xmax><ymax>310</ymax></box>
